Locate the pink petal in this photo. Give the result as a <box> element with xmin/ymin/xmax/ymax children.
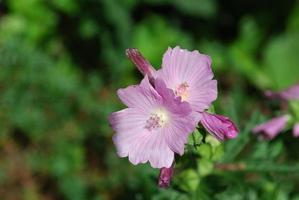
<box><xmin>252</xmin><ymin>115</ymin><xmax>289</xmax><ymax>140</ymax></box>
<box><xmin>159</xmin><ymin>47</ymin><xmax>213</xmax><ymax>86</ymax></box>
<box><xmin>128</xmin><ymin>131</ymin><xmax>174</xmax><ymax>168</ymax></box>
<box><xmin>265</xmin><ymin>84</ymin><xmax>299</xmax><ymax>101</ymax></box>
<box><xmin>154</xmin><ymin>78</ymin><xmax>192</xmax><ymax>115</ymax></box>
<box><xmin>117</xmin><ymin>76</ymin><xmax>162</xmax><ymax>111</ymax></box>
<box><xmin>280</xmin><ymin>84</ymin><xmax>299</xmax><ymax>100</ymax></box>
<box><xmin>156</xmin><ymin>46</ymin><xmax>217</xmax><ymax>112</ymax></box>
<box><xmin>109</xmin><ymin>108</ymin><xmax>149</xmax><ymax>157</ymax></box>
<box><xmin>111</xmin><ymin>109</ymin><xmax>174</xmax><ymax>168</ymax></box>
<box><xmin>164</xmin><ymin>111</ymin><xmax>201</xmax><ymax>155</ymax></box>
<box><xmin>293</xmin><ymin>123</ymin><xmax>299</xmax><ymax>137</ymax></box>
<box><xmin>188</xmin><ymin>80</ymin><xmax>217</xmax><ymax>111</ymax></box>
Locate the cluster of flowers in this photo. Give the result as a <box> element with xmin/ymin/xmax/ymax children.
<box><xmin>109</xmin><ymin>46</ymin><xmax>239</xmax><ymax>187</ymax></box>
<box><xmin>253</xmin><ymin>84</ymin><xmax>299</xmax><ymax>139</ymax></box>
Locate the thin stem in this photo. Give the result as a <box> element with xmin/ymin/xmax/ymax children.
<box><xmin>192</xmin><ymin>132</ymin><xmax>197</xmax><ymax>149</ymax></box>
<box><xmin>215</xmin><ymin>162</ymin><xmax>299</xmax><ymax>173</ymax></box>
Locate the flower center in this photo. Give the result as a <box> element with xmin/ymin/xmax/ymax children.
<box><xmin>175</xmin><ymin>82</ymin><xmax>189</xmax><ymax>101</ymax></box>
<box><xmin>145</xmin><ymin>109</ymin><xmax>169</xmax><ymax>131</ymax></box>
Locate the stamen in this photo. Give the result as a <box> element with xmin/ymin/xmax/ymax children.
<box><xmin>145</xmin><ymin>109</ymin><xmax>169</xmax><ymax>131</ymax></box>
<box><xmin>175</xmin><ymin>82</ymin><xmax>189</xmax><ymax>101</ymax></box>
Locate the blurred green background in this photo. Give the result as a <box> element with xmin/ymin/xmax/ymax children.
<box><xmin>1</xmin><ymin>0</ymin><xmax>299</xmax><ymax>199</ymax></box>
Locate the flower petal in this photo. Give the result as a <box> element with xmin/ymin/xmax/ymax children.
<box><xmin>156</xmin><ymin>46</ymin><xmax>217</xmax><ymax>111</ymax></box>
<box><xmin>109</xmin><ymin>108</ymin><xmax>148</xmax><ymax>157</ymax></box>
<box><xmin>280</xmin><ymin>84</ymin><xmax>299</xmax><ymax>100</ymax></box>
<box><xmin>188</xmin><ymin>79</ymin><xmax>217</xmax><ymax>111</ymax></box>
<box><xmin>128</xmin><ymin>131</ymin><xmax>174</xmax><ymax>168</ymax></box>
<box><xmin>252</xmin><ymin>115</ymin><xmax>289</xmax><ymax>140</ymax></box>
<box><xmin>110</xmin><ymin>108</ymin><xmax>175</xmax><ymax>168</ymax></box>
<box><xmin>154</xmin><ymin>78</ymin><xmax>192</xmax><ymax>115</ymax></box>
<box><xmin>117</xmin><ymin>76</ymin><xmax>162</xmax><ymax>111</ymax></box>
<box><xmin>265</xmin><ymin>84</ymin><xmax>299</xmax><ymax>101</ymax></box>
<box><xmin>293</xmin><ymin>123</ymin><xmax>299</xmax><ymax>137</ymax></box>
<box><xmin>164</xmin><ymin>111</ymin><xmax>201</xmax><ymax>155</ymax></box>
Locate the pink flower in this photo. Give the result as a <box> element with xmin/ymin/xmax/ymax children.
<box><xmin>155</xmin><ymin>46</ymin><xmax>217</xmax><ymax>112</ymax></box>
<box><xmin>293</xmin><ymin>123</ymin><xmax>299</xmax><ymax>137</ymax></box>
<box><xmin>280</xmin><ymin>84</ymin><xmax>299</xmax><ymax>100</ymax></box>
<box><xmin>125</xmin><ymin>47</ymin><xmax>239</xmax><ymax>141</ymax></box>
<box><xmin>109</xmin><ymin>76</ymin><xmax>200</xmax><ymax>168</ymax></box>
<box><xmin>252</xmin><ymin>115</ymin><xmax>289</xmax><ymax>140</ymax></box>
<box><xmin>265</xmin><ymin>84</ymin><xmax>299</xmax><ymax>101</ymax></box>
<box><xmin>200</xmin><ymin>112</ymin><xmax>239</xmax><ymax>141</ymax></box>
<box><xmin>158</xmin><ymin>165</ymin><xmax>174</xmax><ymax>188</ymax></box>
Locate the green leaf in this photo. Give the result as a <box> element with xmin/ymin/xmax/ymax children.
<box><xmin>132</xmin><ymin>15</ymin><xmax>192</xmax><ymax>68</ymax></box>
<box><xmin>197</xmin><ymin>158</ymin><xmax>213</xmax><ymax>177</ymax></box>
<box><xmin>221</xmin><ymin>112</ymin><xmax>260</xmax><ymax>162</ymax></box>
<box><xmin>289</xmin><ymin>100</ymin><xmax>299</xmax><ymax>121</ymax></box>
<box><xmin>263</xmin><ymin>32</ymin><xmax>299</xmax><ymax>90</ymax></box>
<box><xmin>196</xmin><ymin>143</ymin><xmax>212</xmax><ymax>159</ymax></box>
<box><xmin>177</xmin><ymin>169</ymin><xmax>200</xmax><ymax>192</ymax></box>
<box><xmin>172</xmin><ymin>0</ymin><xmax>217</xmax><ymax>18</ymax></box>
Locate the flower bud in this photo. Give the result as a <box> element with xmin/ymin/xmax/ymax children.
<box><xmin>126</xmin><ymin>48</ymin><xmax>156</xmax><ymax>80</ymax></box>
<box><xmin>200</xmin><ymin>112</ymin><xmax>239</xmax><ymax>141</ymax></box>
<box><xmin>158</xmin><ymin>166</ymin><xmax>174</xmax><ymax>188</ymax></box>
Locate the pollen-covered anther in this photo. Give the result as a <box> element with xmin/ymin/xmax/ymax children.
<box><xmin>145</xmin><ymin>109</ymin><xmax>169</xmax><ymax>131</ymax></box>
<box><xmin>175</xmin><ymin>82</ymin><xmax>189</xmax><ymax>101</ymax></box>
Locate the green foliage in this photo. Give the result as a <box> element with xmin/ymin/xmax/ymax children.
<box><xmin>263</xmin><ymin>31</ymin><xmax>299</xmax><ymax>90</ymax></box>
<box><xmin>0</xmin><ymin>0</ymin><xmax>299</xmax><ymax>199</ymax></box>
<box><xmin>133</xmin><ymin>15</ymin><xmax>192</xmax><ymax>67</ymax></box>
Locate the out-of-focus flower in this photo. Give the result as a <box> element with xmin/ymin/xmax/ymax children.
<box><xmin>158</xmin><ymin>165</ymin><xmax>174</xmax><ymax>188</ymax></box>
<box><xmin>264</xmin><ymin>90</ymin><xmax>282</xmax><ymax>100</ymax></box>
<box><xmin>258</xmin><ymin>84</ymin><xmax>299</xmax><ymax>139</ymax></box>
<box><xmin>109</xmin><ymin>76</ymin><xmax>200</xmax><ymax>168</ymax></box>
<box><xmin>280</xmin><ymin>84</ymin><xmax>299</xmax><ymax>100</ymax></box>
<box><xmin>293</xmin><ymin>123</ymin><xmax>299</xmax><ymax>137</ymax></box>
<box><xmin>252</xmin><ymin>115</ymin><xmax>289</xmax><ymax>140</ymax></box>
<box><xmin>155</xmin><ymin>46</ymin><xmax>217</xmax><ymax>112</ymax></box>
<box><xmin>126</xmin><ymin>48</ymin><xmax>156</xmax><ymax>81</ymax></box>
<box><xmin>265</xmin><ymin>84</ymin><xmax>299</xmax><ymax>101</ymax></box>
<box><xmin>200</xmin><ymin>112</ymin><xmax>239</xmax><ymax>141</ymax></box>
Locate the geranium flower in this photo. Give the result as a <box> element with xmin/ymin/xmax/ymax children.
<box><xmin>109</xmin><ymin>76</ymin><xmax>200</xmax><ymax>168</ymax></box>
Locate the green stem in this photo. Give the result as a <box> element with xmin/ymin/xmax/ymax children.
<box><xmin>215</xmin><ymin>162</ymin><xmax>299</xmax><ymax>173</ymax></box>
